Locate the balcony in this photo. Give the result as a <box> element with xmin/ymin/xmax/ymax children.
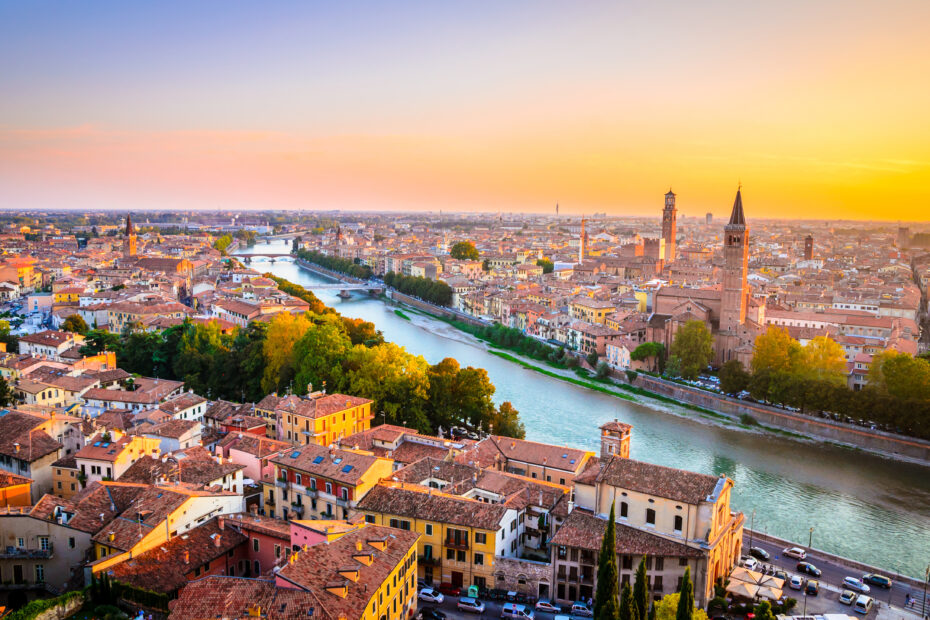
<box><xmin>290</xmin><ymin>503</ymin><xmax>304</xmax><ymax>516</ymax></box>
<box><xmin>417</xmin><ymin>555</ymin><xmax>441</xmax><ymax>567</ymax></box>
<box><xmin>444</xmin><ymin>538</ymin><xmax>469</xmax><ymax>550</ymax></box>
<box><xmin>265</xmin><ymin>495</ymin><xmax>276</xmax><ymax>506</ymax></box>
<box><xmin>0</xmin><ymin>545</ymin><xmax>53</xmax><ymax>559</ymax></box>
<box><xmin>274</xmin><ymin>479</ymin><xmax>288</xmax><ymax>489</ymax></box>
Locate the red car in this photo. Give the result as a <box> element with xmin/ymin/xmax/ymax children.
<box><xmin>437</xmin><ymin>583</ymin><xmax>461</xmax><ymax>597</ymax></box>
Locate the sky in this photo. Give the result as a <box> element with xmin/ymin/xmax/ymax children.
<box><xmin>1</xmin><ymin>1</ymin><xmax>929</xmax><ymax>220</ymax></box>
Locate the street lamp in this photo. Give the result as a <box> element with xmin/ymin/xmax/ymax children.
<box><xmin>749</xmin><ymin>510</ymin><xmax>755</xmax><ymax>553</ymax></box>
<box><xmin>808</xmin><ymin>527</ymin><xmax>814</xmax><ymax>551</ymax></box>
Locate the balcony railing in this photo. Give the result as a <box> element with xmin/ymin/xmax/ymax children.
<box><xmin>0</xmin><ymin>545</ymin><xmax>53</xmax><ymax>559</ymax></box>
<box><xmin>265</xmin><ymin>495</ymin><xmax>276</xmax><ymax>506</ymax></box>
<box><xmin>444</xmin><ymin>538</ymin><xmax>469</xmax><ymax>550</ymax></box>
<box><xmin>290</xmin><ymin>503</ymin><xmax>305</xmax><ymax>515</ymax></box>
<box><xmin>417</xmin><ymin>555</ymin><xmax>441</xmax><ymax>567</ymax></box>
<box><xmin>275</xmin><ymin>479</ymin><xmax>288</xmax><ymax>489</ymax></box>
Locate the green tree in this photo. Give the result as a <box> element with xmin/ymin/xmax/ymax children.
<box><xmin>80</xmin><ymin>329</ymin><xmax>120</xmax><ymax>356</ymax></box>
<box><xmin>631</xmin><ymin>342</ymin><xmax>665</xmax><ymax>372</ymax></box>
<box><xmin>868</xmin><ymin>350</ymin><xmax>930</xmax><ymax>400</ymax></box>
<box><xmin>619</xmin><ymin>583</ymin><xmax>638</xmax><ymax>620</ymax></box>
<box><xmin>587</xmin><ymin>351</ymin><xmax>599</xmax><ymax>366</ymax></box>
<box><xmin>753</xmin><ymin>601</ymin><xmax>776</xmax><ymax>620</ymax></box>
<box><xmin>633</xmin><ymin>556</ymin><xmax>649</xmax><ymax>620</ymax></box>
<box><xmin>718</xmin><ymin>359</ymin><xmax>750</xmax><ymax>395</ymax></box>
<box><xmin>213</xmin><ymin>234</ymin><xmax>233</xmax><ymax>254</ymax></box>
<box><xmin>450</xmin><ymin>241</ymin><xmax>480</xmax><ymax>260</ymax></box>
<box><xmin>596</xmin><ymin>361</ymin><xmax>611</xmax><ymax>380</ymax></box>
<box><xmin>292</xmin><ymin>313</ymin><xmax>353</xmax><ymax>394</ymax></box>
<box><xmin>664</xmin><ymin>355</ymin><xmax>682</xmax><ymax>378</ymax></box>
<box><xmin>594</xmin><ymin>504</ymin><xmax>620</xmax><ymax>620</ymax></box>
<box><xmin>799</xmin><ymin>335</ymin><xmax>847</xmax><ymax>384</ymax></box>
<box><xmin>61</xmin><ymin>314</ymin><xmax>88</xmax><ymax>335</ymax></box>
<box><xmin>751</xmin><ymin>326</ymin><xmax>803</xmax><ymax>376</ymax></box>
<box><xmin>653</xmin><ymin>593</ymin><xmax>708</xmax><ymax>620</ymax></box>
<box><xmin>672</xmin><ymin>321</ymin><xmax>713</xmax><ymax>380</ymax></box>
<box><xmin>676</xmin><ymin>568</ymin><xmax>693</xmax><ymax>620</ymax></box>
<box><xmin>536</xmin><ymin>258</ymin><xmax>554</xmax><ymax>274</ymax></box>
<box><xmin>0</xmin><ymin>376</ymin><xmax>13</xmax><ymax>406</ymax></box>
<box><xmin>489</xmin><ymin>401</ymin><xmax>525</xmax><ymax>438</ymax></box>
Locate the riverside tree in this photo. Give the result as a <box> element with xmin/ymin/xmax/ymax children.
<box><xmin>672</xmin><ymin>320</ymin><xmax>713</xmax><ymax>380</ymax></box>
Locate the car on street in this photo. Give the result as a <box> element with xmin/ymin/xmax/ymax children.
<box><xmin>740</xmin><ymin>556</ymin><xmax>760</xmax><ymax>571</ymax></box>
<box><xmin>783</xmin><ymin>547</ymin><xmax>807</xmax><ymax>560</ymax></box>
<box><xmin>535</xmin><ymin>600</ymin><xmax>561</xmax><ymax>613</ymax></box>
<box><xmin>502</xmin><ymin>603</ymin><xmax>535</xmax><ymax>618</ymax></box>
<box><xmin>458</xmin><ymin>598</ymin><xmax>486</xmax><ymax>614</ymax></box>
<box><xmin>417</xmin><ymin>608</ymin><xmax>447</xmax><ymax>620</ymax></box>
<box><xmin>438</xmin><ymin>583</ymin><xmax>462</xmax><ymax>597</ymax></box>
<box><xmin>571</xmin><ymin>602</ymin><xmax>594</xmax><ymax>617</ymax></box>
<box><xmin>853</xmin><ymin>595</ymin><xmax>874</xmax><ymax>615</ymax></box>
<box><xmin>843</xmin><ymin>577</ymin><xmax>871</xmax><ymax>593</ymax></box>
<box><xmin>789</xmin><ymin>575</ymin><xmax>804</xmax><ymax>590</ymax></box>
<box><xmin>805</xmin><ymin>580</ymin><xmax>819</xmax><ymax>596</ymax></box>
<box><xmin>418</xmin><ymin>588</ymin><xmax>444</xmax><ymax>604</ymax></box>
<box><xmin>749</xmin><ymin>547</ymin><xmax>771</xmax><ymax>561</ymax></box>
<box><xmin>774</xmin><ymin>570</ymin><xmax>789</xmax><ymax>582</ymax></box>
<box><xmin>839</xmin><ymin>590</ymin><xmax>857</xmax><ymax>605</ymax></box>
<box><xmin>862</xmin><ymin>573</ymin><xmax>892</xmax><ymax>589</ymax></box>
<box><xmin>797</xmin><ymin>562</ymin><xmax>822</xmax><ymax>577</ymax></box>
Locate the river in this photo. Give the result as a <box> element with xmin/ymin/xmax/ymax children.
<box><xmin>236</xmin><ymin>242</ymin><xmax>930</xmax><ymax>578</ymax></box>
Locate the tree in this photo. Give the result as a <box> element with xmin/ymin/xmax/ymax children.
<box><xmin>631</xmin><ymin>342</ymin><xmax>665</xmax><ymax>373</ymax></box>
<box><xmin>0</xmin><ymin>320</ymin><xmax>19</xmax><ymax>352</ymax></box>
<box><xmin>633</xmin><ymin>556</ymin><xmax>649</xmax><ymax>620</ymax></box>
<box><xmin>672</xmin><ymin>321</ymin><xmax>713</xmax><ymax>380</ymax></box>
<box><xmin>753</xmin><ymin>601</ymin><xmax>776</xmax><ymax>620</ymax></box>
<box><xmin>536</xmin><ymin>258</ymin><xmax>554</xmax><ymax>274</ymax></box>
<box><xmin>652</xmin><ymin>593</ymin><xmax>708</xmax><ymax>620</ymax></box>
<box><xmin>450</xmin><ymin>241</ymin><xmax>480</xmax><ymax>261</ymax></box>
<box><xmin>718</xmin><ymin>359</ymin><xmax>750</xmax><ymax>395</ymax></box>
<box><xmin>664</xmin><ymin>355</ymin><xmax>682</xmax><ymax>378</ymax></box>
<box><xmin>868</xmin><ymin>350</ymin><xmax>930</xmax><ymax>400</ymax></box>
<box><xmin>587</xmin><ymin>351</ymin><xmax>599</xmax><ymax>366</ymax></box>
<box><xmin>799</xmin><ymin>335</ymin><xmax>846</xmax><ymax>384</ymax></box>
<box><xmin>482</xmin><ymin>259</ymin><xmax>490</xmax><ymax>272</ymax></box>
<box><xmin>489</xmin><ymin>401</ymin><xmax>525</xmax><ymax>438</ymax></box>
<box><xmin>596</xmin><ymin>361</ymin><xmax>611</xmax><ymax>380</ymax></box>
<box><xmin>676</xmin><ymin>567</ymin><xmax>694</xmax><ymax>620</ymax></box>
<box><xmin>619</xmin><ymin>583</ymin><xmax>638</xmax><ymax>620</ymax></box>
<box><xmin>0</xmin><ymin>376</ymin><xmax>13</xmax><ymax>407</ymax></box>
<box><xmin>61</xmin><ymin>314</ymin><xmax>88</xmax><ymax>335</ymax></box>
<box><xmin>594</xmin><ymin>504</ymin><xmax>620</xmax><ymax>620</ymax></box>
<box><xmin>213</xmin><ymin>234</ymin><xmax>233</xmax><ymax>254</ymax></box>
<box><xmin>261</xmin><ymin>313</ymin><xmax>314</xmax><ymax>394</ymax></box>
<box><xmin>292</xmin><ymin>313</ymin><xmax>353</xmax><ymax>394</ymax></box>
<box><xmin>751</xmin><ymin>326</ymin><xmax>803</xmax><ymax>376</ymax></box>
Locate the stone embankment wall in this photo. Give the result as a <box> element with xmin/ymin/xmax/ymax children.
<box><xmin>294</xmin><ymin>259</ymin><xmax>364</xmax><ymax>284</ymax></box>
<box><xmin>635</xmin><ymin>374</ymin><xmax>930</xmax><ymax>465</ymax></box>
<box><xmin>388</xmin><ymin>291</ymin><xmax>488</xmax><ymax>328</ymax></box>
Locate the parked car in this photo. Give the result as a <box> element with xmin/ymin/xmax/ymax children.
<box><xmin>458</xmin><ymin>598</ymin><xmax>486</xmax><ymax>614</ymax></box>
<box><xmin>502</xmin><ymin>603</ymin><xmax>535</xmax><ymax>618</ymax></box>
<box><xmin>535</xmin><ymin>600</ymin><xmax>561</xmax><ymax>613</ymax></box>
<box><xmin>417</xmin><ymin>608</ymin><xmax>448</xmax><ymax>620</ymax></box>
<box><xmin>788</xmin><ymin>575</ymin><xmax>804</xmax><ymax>590</ymax></box>
<box><xmin>843</xmin><ymin>577</ymin><xmax>871</xmax><ymax>593</ymax></box>
<box><xmin>853</xmin><ymin>595</ymin><xmax>874</xmax><ymax>615</ymax></box>
<box><xmin>570</xmin><ymin>602</ymin><xmax>594</xmax><ymax>617</ymax></box>
<box><xmin>862</xmin><ymin>573</ymin><xmax>892</xmax><ymax>589</ymax></box>
<box><xmin>839</xmin><ymin>590</ymin><xmax>857</xmax><ymax>606</ymax></box>
<box><xmin>749</xmin><ymin>547</ymin><xmax>771</xmax><ymax>561</ymax></box>
<box><xmin>783</xmin><ymin>547</ymin><xmax>807</xmax><ymax>560</ymax></box>
<box><xmin>419</xmin><ymin>588</ymin><xmax>445</xmax><ymax>604</ymax></box>
<box><xmin>797</xmin><ymin>562</ymin><xmax>822</xmax><ymax>577</ymax></box>
<box><xmin>805</xmin><ymin>580</ymin><xmax>819</xmax><ymax>596</ymax></box>
<box><xmin>774</xmin><ymin>570</ymin><xmax>789</xmax><ymax>582</ymax></box>
<box><xmin>438</xmin><ymin>583</ymin><xmax>462</xmax><ymax>597</ymax></box>
<box><xmin>740</xmin><ymin>556</ymin><xmax>760</xmax><ymax>571</ymax></box>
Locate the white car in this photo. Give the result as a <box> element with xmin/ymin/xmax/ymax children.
<box><xmin>458</xmin><ymin>598</ymin><xmax>486</xmax><ymax>614</ymax></box>
<box><xmin>740</xmin><ymin>556</ymin><xmax>760</xmax><ymax>571</ymax></box>
<box><xmin>783</xmin><ymin>547</ymin><xmax>807</xmax><ymax>560</ymax></box>
<box><xmin>418</xmin><ymin>588</ymin><xmax>445</xmax><ymax>604</ymax></box>
<box><xmin>788</xmin><ymin>575</ymin><xmax>804</xmax><ymax>590</ymax></box>
<box><xmin>843</xmin><ymin>577</ymin><xmax>871</xmax><ymax>593</ymax></box>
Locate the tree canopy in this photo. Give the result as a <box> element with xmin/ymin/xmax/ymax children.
<box><xmin>61</xmin><ymin>314</ymin><xmax>89</xmax><ymax>335</ymax></box>
<box><xmin>450</xmin><ymin>241</ymin><xmax>480</xmax><ymax>261</ymax></box>
<box><xmin>672</xmin><ymin>321</ymin><xmax>713</xmax><ymax>380</ymax></box>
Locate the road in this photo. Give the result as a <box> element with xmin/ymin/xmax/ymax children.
<box><xmin>744</xmin><ymin>534</ymin><xmax>930</xmax><ymax>617</ymax></box>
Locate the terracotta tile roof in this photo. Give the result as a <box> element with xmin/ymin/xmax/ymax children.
<box><xmin>19</xmin><ymin>330</ymin><xmax>78</xmax><ymax>348</ymax></box>
<box><xmin>75</xmin><ymin>433</ymin><xmax>137</xmax><ymax>463</ymax></box>
<box><xmin>270</xmin><ymin>445</ymin><xmax>384</xmax><ymax>486</ymax></box>
<box><xmin>107</xmin><ymin>519</ymin><xmax>247</xmax><ymax>594</ymax></box>
<box><xmin>146</xmin><ymin>419</ymin><xmax>200</xmax><ymax>439</ymax></box>
<box><xmin>357</xmin><ymin>483</ymin><xmax>508</xmax><ymax>531</ymax></box>
<box><xmin>119</xmin><ymin>448</ymin><xmax>243</xmax><ymax>488</ymax></box>
<box><xmin>276</xmin><ymin>524</ymin><xmax>419</xmax><ymax>620</ymax></box>
<box><xmin>91</xmin><ymin>485</ymin><xmax>190</xmax><ymax>550</ymax></box>
<box><xmin>218</xmin><ymin>434</ymin><xmax>291</xmax><ymax>459</ymax></box>
<box><xmin>169</xmin><ymin>576</ymin><xmax>324</xmax><ymax>620</ymax></box>
<box><xmin>550</xmin><ymin>508</ymin><xmax>702</xmax><ymax>558</ymax></box>
<box><xmin>158</xmin><ymin>392</ymin><xmax>208</xmax><ymax>415</ymax></box>
<box><xmin>459</xmin><ymin>435</ymin><xmax>591</xmax><ymax>474</ymax></box>
<box><xmin>589</xmin><ymin>455</ymin><xmax>723</xmax><ymax>505</ymax></box>
<box><xmin>0</xmin><ymin>410</ymin><xmax>60</xmax><ymax>462</ymax></box>
<box><xmin>29</xmin><ymin>481</ymin><xmax>150</xmax><ymax>534</ymax></box>
<box><xmin>221</xmin><ymin>512</ymin><xmax>291</xmax><ymax>540</ymax></box>
<box><xmin>0</xmin><ymin>472</ymin><xmax>32</xmax><ymax>488</ymax></box>
<box><xmin>204</xmin><ymin>399</ymin><xmax>254</xmax><ymax>423</ymax></box>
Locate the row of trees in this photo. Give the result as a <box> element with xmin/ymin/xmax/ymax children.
<box><xmin>293</xmin><ymin>248</ymin><xmax>373</xmax><ymax>280</ymax></box>
<box><xmin>213</xmin><ymin>234</ymin><xmax>233</xmax><ymax>254</ymax></box>
<box><xmin>383</xmin><ymin>271</ymin><xmax>454</xmax><ymax>307</ymax></box>
<box><xmin>80</xmin><ymin>280</ymin><xmax>524</xmax><ymax>438</ymax></box>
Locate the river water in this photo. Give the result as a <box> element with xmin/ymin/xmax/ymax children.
<box><xmin>237</xmin><ymin>242</ymin><xmax>930</xmax><ymax>578</ymax></box>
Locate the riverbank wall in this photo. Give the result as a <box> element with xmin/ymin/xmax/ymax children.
<box><xmin>745</xmin><ymin>529</ymin><xmax>926</xmax><ymax>590</ymax></box>
<box><xmin>388</xmin><ymin>291</ymin><xmax>488</xmax><ymax>328</ymax></box>
<box><xmin>635</xmin><ymin>374</ymin><xmax>930</xmax><ymax>465</ymax></box>
<box><xmin>294</xmin><ymin>259</ymin><xmax>364</xmax><ymax>284</ymax></box>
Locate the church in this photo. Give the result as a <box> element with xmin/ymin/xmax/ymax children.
<box><xmin>647</xmin><ymin>188</ymin><xmax>764</xmax><ymax>367</ymax></box>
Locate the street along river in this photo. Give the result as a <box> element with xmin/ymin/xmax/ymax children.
<box><xmin>236</xmin><ymin>242</ymin><xmax>930</xmax><ymax>578</ymax></box>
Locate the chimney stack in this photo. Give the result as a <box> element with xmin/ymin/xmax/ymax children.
<box><xmin>184</xmin><ymin>550</ymin><xmax>190</xmax><ymax>564</ymax></box>
<box><xmin>214</xmin><ymin>534</ymin><xmax>222</xmax><ymax>548</ymax></box>
<box><xmin>218</xmin><ymin>516</ymin><xmax>224</xmax><ymax>530</ymax></box>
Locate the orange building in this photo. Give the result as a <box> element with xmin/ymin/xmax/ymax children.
<box><xmin>0</xmin><ymin>473</ymin><xmax>33</xmax><ymax>507</ymax></box>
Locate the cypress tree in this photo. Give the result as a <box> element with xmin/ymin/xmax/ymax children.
<box><xmin>676</xmin><ymin>567</ymin><xmax>694</xmax><ymax>620</ymax></box>
<box><xmin>594</xmin><ymin>504</ymin><xmax>620</xmax><ymax>620</ymax></box>
<box><xmin>619</xmin><ymin>583</ymin><xmax>639</xmax><ymax>620</ymax></box>
<box><xmin>633</xmin><ymin>555</ymin><xmax>649</xmax><ymax>620</ymax></box>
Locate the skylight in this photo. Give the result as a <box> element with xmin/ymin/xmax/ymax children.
<box><xmin>290</xmin><ymin>451</ymin><xmax>300</xmax><ymax>459</ymax></box>
<box><xmin>341</xmin><ymin>465</ymin><xmax>353</xmax><ymax>473</ymax></box>
<box><xmin>312</xmin><ymin>456</ymin><xmax>324</xmax><ymax>464</ymax></box>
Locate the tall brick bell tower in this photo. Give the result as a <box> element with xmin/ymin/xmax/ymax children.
<box><xmin>721</xmin><ymin>187</ymin><xmax>749</xmax><ymax>334</ymax></box>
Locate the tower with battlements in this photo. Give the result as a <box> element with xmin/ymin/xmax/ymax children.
<box><xmin>662</xmin><ymin>189</ymin><xmax>677</xmax><ymax>263</ymax></box>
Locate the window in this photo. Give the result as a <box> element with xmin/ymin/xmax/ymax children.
<box><xmin>646</xmin><ymin>509</ymin><xmax>656</xmax><ymax>525</ymax></box>
<box><xmin>16</xmin><ymin>538</ymin><xmax>24</xmax><ymax>548</ymax></box>
<box><xmin>275</xmin><ymin>545</ymin><xmax>281</xmax><ymax>558</ymax></box>
<box><xmin>295</xmin><ymin>473</ymin><xmax>301</xmax><ymax>485</ymax></box>
<box><xmin>620</xmin><ymin>501</ymin><xmax>628</xmax><ymax>518</ymax></box>
<box><xmin>474</xmin><ymin>532</ymin><xmax>486</xmax><ymax>544</ymax></box>
<box><xmin>325</xmin><ymin>482</ymin><xmax>332</xmax><ymax>494</ymax></box>
<box><xmin>655</xmin><ymin>557</ymin><xmax>664</xmax><ymax>571</ymax></box>
<box><xmin>253</xmin><ymin>560</ymin><xmax>260</xmax><ymax>575</ymax></box>
<box><xmin>39</xmin><ymin>537</ymin><xmax>49</xmax><ymax>551</ymax></box>
<box><xmin>510</xmin><ymin>520</ymin><xmax>516</xmax><ymax>531</ymax></box>
<box><xmin>653</xmin><ymin>576</ymin><xmax>664</xmax><ymax>592</ymax></box>
<box><xmin>69</xmin><ymin>537</ymin><xmax>75</xmax><ymax>549</ymax></box>
<box><xmin>341</xmin><ymin>488</ymin><xmax>348</xmax><ymax>501</ymax></box>
<box><xmin>622</xmin><ymin>555</ymin><xmax>632</xmax><ymax>570</ymax></box>
<box><xmin>252</xmin><ymin>538</ymin><xmax>260</xmax><ymax>552</ymax></box>
<box><xmin>474</xmin><ymin>553</ymin><xmax>484</xmax><ymax>566</ymax></box>
<box><xmin>425</xmin><ymin>524</ymin><xmax>433</xmax><ymax>536</ymax></box>
<box><xmin>679</xmin><ymin>557</ymin><xmax>688</xmax><ymax>566</ymax></box>
<box><xmin>365</xmin><ymin>514</ymin><xmax>376</xmax><ymax>523</ymax></box>
<box><xmin>446</xmin><ymin>548</ymin><xmax>455</xmax><ymax>560</ymax></box>
<box><xmin>457</xmin><ymin>550</ymin><xmax>466</xmax><ymax>562</ymax></box>
<box><xmin>35</xmin><ymin>565</ymin><xmax>45</xmax><ymax>583</ymax></box>
<box><xmin>674</xmin><ymin>515</ymin><xmax>683</xmax><ymax>532</ymax></box>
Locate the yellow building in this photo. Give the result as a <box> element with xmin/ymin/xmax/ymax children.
<box><xmin>256</xmin><ymin>391</ymin><xmax>373</xmax><ymax>446</ymax></box>
<box><xmin>569</xmin><ymin>298</ymin><xmax>615</xmax><ymax>325</ymax></box>
<box><xmin>52</xmin><ymin>457</ymin><xmax>81</xmax><ymax>499</ymax></box>
<box><xmin>53</xmin><ymin>287</ymin><xmax>83</xmax><ymax>304</ymax></box>
<box><xmin>74</xmin><ymin>432</ymin><xmax>161</xmax><ymax>485</ymax></box>
<box><xmin>357</xmin><ymin>482</ymin><xmax>519</xmax><ymax>591</ymax></box>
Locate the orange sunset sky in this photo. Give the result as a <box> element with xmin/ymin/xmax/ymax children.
<box><xmin>1</xmin><ymin>1</ymin><xmax>929</xmax><ymax>220</ymax></box>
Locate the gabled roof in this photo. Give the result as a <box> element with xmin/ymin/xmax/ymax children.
<box><xmin>169</xmin><ymin>576</ymin><xmax>324</xmax><ymax>620</ymax></box>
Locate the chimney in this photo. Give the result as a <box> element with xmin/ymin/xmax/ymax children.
<box><xmin>356</xmin><ymin>540</ymin><xmax>362</xmax><ymax>552</ymax></box>
<box><xmin>184</xmin><ymin>550</ymin><xmax>190</xmax><ymax>564</ymax></box>
<box><xmin>214</xmin><ymin>534</ymin><xmax>222</xmax><ymax>548</ymax></box>
<box><xmin>218</xmin><ymin>516</ymin><xmax>225</xmax><ymax>530</ymax></box>
<box><xmin>108</xmin><ymin>532</ymin><xmax>115</xmax><ymax>542</ymax></box>
<box><xmin>13</xmin><ymin>443</ymin><xmax>19</xmax><ymax>453</ymax></box>
<box><xmin>249</xmin><ymin>503</ymin><xmax>258</xmax><ymax>516</ymax></box>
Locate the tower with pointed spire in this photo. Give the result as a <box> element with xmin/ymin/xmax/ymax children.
<box><xmin>662</xmin><ymin>189</ymin><xmax>677</xmax><ymax>263</ymax></box>
<box><xmin>123</xmin><ymin>213</ymin><xmax>137</xmax><ymax>259</ymax></box>
<box><xmin>720</xmin><ymin>187</ymin><xmax>749</xmax><ymax>334</ymax></box>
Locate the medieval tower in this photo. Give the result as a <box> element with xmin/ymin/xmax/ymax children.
<box><xmin>720</xmin><ymin>188</ymin><xmax>749</xmax><ymax>333</ymax></box>
<box><xmin>662</xmin><ymin>189</ymin><xmax>677</xmax><ymax>263</ymax></box>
